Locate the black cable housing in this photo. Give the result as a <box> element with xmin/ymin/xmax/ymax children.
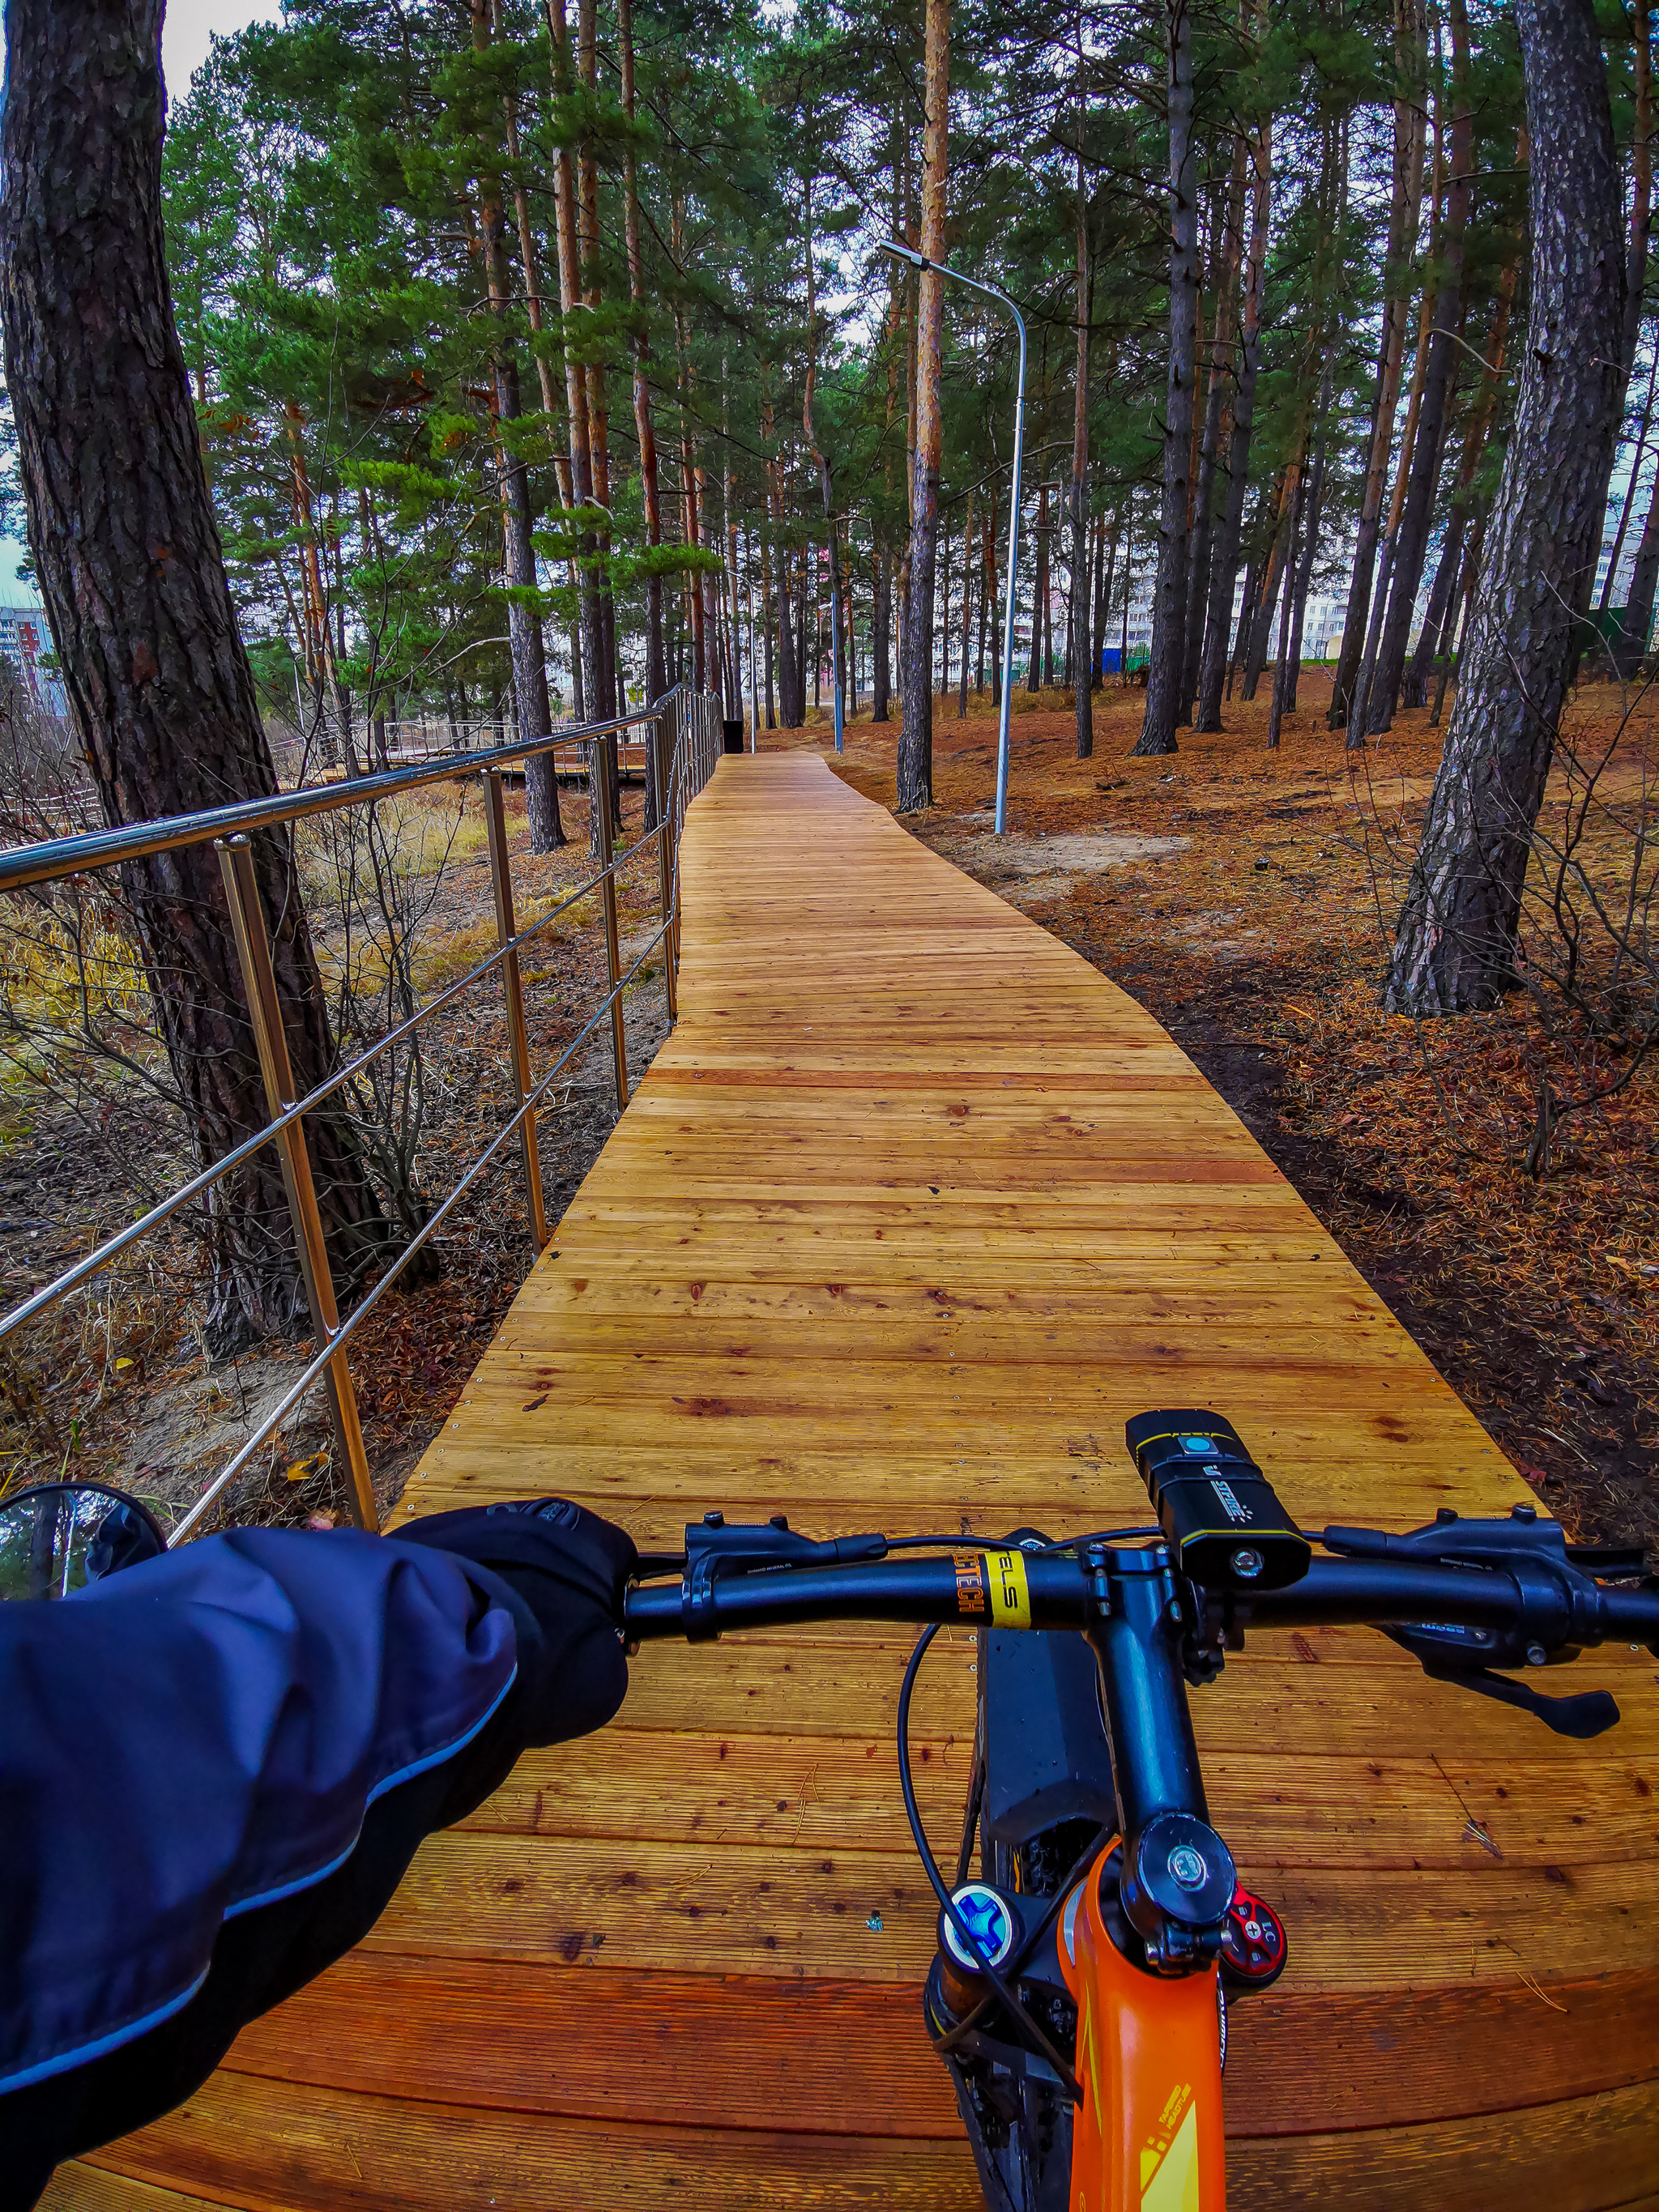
<box><xmin>897</xmin><ymin>1624</ymin><xmax>1086</xmax><ymax>2104</ymax></box>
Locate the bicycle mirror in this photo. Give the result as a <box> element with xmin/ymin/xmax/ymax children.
<box><xmin>1125</xmin><ymin>1411</ymin><xmax>1311</xmax><ymax>1592</ymax></box>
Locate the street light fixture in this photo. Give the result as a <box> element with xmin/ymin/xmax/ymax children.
<box><xmin>876</xmin><ymin>241</ymin><xmax>1027</xmax><ymax>834</ymax></box>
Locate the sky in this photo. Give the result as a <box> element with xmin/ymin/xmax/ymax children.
<box><xmin>162</xmin><ymin>0</ymin><xmax>283</xmax><ymax>96</ymax></box>
<box><xmin>1</xmin><ymin>1</ymin><xmax>283</xmax><ymax>599</ymax></box>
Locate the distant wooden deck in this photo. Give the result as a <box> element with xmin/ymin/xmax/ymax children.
<box><xmin>63</xmin><ymin>754</ymin><xmax>1659</xmax><ymax>2210</ymax></box>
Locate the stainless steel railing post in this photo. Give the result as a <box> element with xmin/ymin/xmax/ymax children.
<box><xmin>215</xmin><ymin>836</ymin><xmax>379</xmax><ymax>1532</ymax></box>
<box><xmin>593</xmin><ymin>737</ymin><xmax>629</xmax><ymax>1111</ymax></box>
<box><xmin>483</xmin><ymin>769</ymin><xmax>549</xmax><ymax>1252</ymax></box>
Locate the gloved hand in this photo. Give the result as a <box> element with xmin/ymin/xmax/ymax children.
<box><xmin>391</xmin><ymin>1498</ymin><xmax>637</xmax><ymax>1746</ymax></box>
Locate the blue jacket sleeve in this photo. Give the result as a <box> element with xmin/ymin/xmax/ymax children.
<box><xmin>0</xmin><ymin>1526</ymin><xmax>518</xmax><ymax>2096</ymax></box>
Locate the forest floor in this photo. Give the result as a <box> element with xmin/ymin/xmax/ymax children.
<box><xmin>0</xmin><ymin>768</ymin><xmax>673</xmax><ymax>1535</ymax></box>
<box><xmin>766</xmin><ymin>666</ymin><xmax>1659</xmax><ymax>1551</ymax></box>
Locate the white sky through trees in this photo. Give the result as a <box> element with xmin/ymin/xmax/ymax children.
<box><xmin>162</xmin><ymin>2</ymin><xmax>283</xmax><ymax>103</ymax></box>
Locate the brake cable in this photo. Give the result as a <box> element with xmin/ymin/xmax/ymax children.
<box><xmin>898</xmin><ymin>1623</ymin><xmax>1086</xmax><ymax>2104</ymax></box>
<box><xmin>930</xmin><ymin>1822</ymin><xmax>1108</xmax><ymax>2061</ymax></box>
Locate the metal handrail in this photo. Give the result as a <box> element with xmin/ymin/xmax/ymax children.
<box><xmin>0</xmin><ymin>833</ymin><xmax>660</xmax><ymax>1350</ymax></box>
<box><xmin>0</xmin><ymin>684</ymin><xmax>727</xmax><ymax>1539</ymax></box>
<box><xmin>0</xmin><ymin>702</ymin><xmax>665</xmax><ymax>896</ymax></box>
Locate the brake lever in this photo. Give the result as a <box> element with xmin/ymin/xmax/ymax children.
<box><xmin>679</xmin><ymin>1511</ymin><xmax>889</xmax><ymax>1640</ymax></box>
<box><xmin>1418</xmin><ymin>1664</ymin><xmax>1622</xmax><ymax>1741</ymax></box>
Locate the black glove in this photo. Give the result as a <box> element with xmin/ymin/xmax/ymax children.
<box><xmin>392</xmin><ymin>1498</ymin><xmax>638</xmax><ymax>1746</ymax></box>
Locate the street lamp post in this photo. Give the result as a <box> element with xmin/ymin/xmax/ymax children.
<box><xmin>877</xmin><ymin>241</ymin><xmax>1027</xmax><ymax>834</ymax></box>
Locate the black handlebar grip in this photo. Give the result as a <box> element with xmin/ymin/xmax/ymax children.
<box><xmin>1126</xmin><ymin>1410</ymin><xmax>1311</xmax><ymax>1593</ymax></box>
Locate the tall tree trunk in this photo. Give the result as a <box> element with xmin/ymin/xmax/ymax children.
<box><xmin>1615</xmin><ymin>447</ymin><xmax>1659</xmax><ymax>672</ymax></box>
<box><xmin>501</xmin><ymin>58</ymin><xmax>570</xmax><ymax>848</ymax></box>
<box><xmin>1623</xmin><ymin>0</ymin><xmax>1653</xmax><ymax>380</ymax></box>
<box><xmin>1284</xmin><ymin>418</ymin><xmax>1327</xmax><ymax>713</ymax></box>
<box><xmin>958</xmin><ymin>487</ymin><xmax>975</xmax><ymax>718</ymax></box>
<box><xmin>1072</xmin><ymin>75</ymin><xmax>1094</xmax><ymax>760</ymax></box>
<box><xmin>761</xmin><ymin>527</ymin><xmax>778</xmax><ymax>726</ymax></box>
<box><xmin>991</xmin><ymin>509</ymin><xmax>1005</xmax><ymax>705</ymax></box>
<box><xmin>1195</xmin><ymin>8</ymin><xmax>1271</xmax><ymax>732</ymax></box>
<box><xmin>0</xmin><ymin>0</ymin><xmax>385</xmax><ymax>1349</ymax></box>
<box><xmin>801</xmin><ymin>169</ymin><xmax>845</xmax><ymax>751</ymax></box>
<box><xmin>472</xmin><ymin>2</ymin><xmax>561</xmax><ymax>852</ymax></box>
<box><xmin>1400</xmin><ymin>488</ymin><xmax>1464</xmax><ymax>710</ymax></box>
<box><xmin>1134</xmin><ymin>0</ymin><xmax>1199</xmax><ymax>756</ymax></box>
<box><xmin>978</xmin><ymin>497</ymin><xmax>993</xmax><ymax>692</ymax></box>
<box><xmin>761</xmin><ymin>373</ymin><xmax>801</xmax><ymax>728</ymax></box>
<box><xmin>1384</xmin><ymin>0</ymin><xmax>1627</xmax><ymax>1013</ymax></box>
<box><xmin>1242</xmin><ymin>470</ymin><xmax>1294</xmax><ymax>700</ymax></box>
<box><xmin>898</xmin><ymin>0</ymin><xmax>949</xmax><ymax>812</ymax></box>
<box><xmin>872</xmin><ymin>540</ymin><xmax>891</xmax><ymax>720</ymax></box>
<box><xmin>1266</xmin><ymin>469</ymin><xmax>1303</xmax><ymax>748</ymax></box>
<box><xmin>1403</xmin><ymin>250</ymin><xmax>1520</xmax><ymax>705</ymax></box>
<box><xmin>1183</xmin><ymin>129</ymin><xmax>1246</xmax><ymax>722</ymax></box>
<box><xmin>1365</xmin><ymin>0</ymin><xmax>1473</xmax><ymax>735</ymax></box>
<box><xmin>1029</xmin><ymin>485</ymin><xmax>1049</xmax><ymax>693</ymax></box>
<box><xmin>547</xmin><ymin>0</ymin><xmax>603</xmax><ymax>743</ymax></box>
<box><xmin>1354</xmin><ymin>90</ymin><xmax>1442</xmax><ymax>748</ymax></box>
<box><xmin>578</xmin><ymin>0</ymin><xmax>616</xmax><ymax>736</ymax></box>
<box><xmin>619</xmin><ymin>0</ymin><xmax>666</xmax><ymax>718</ymax></box>
<box><xmin>1328</xmin><ymin>0</ymin><xmax>1431</xmax><ymax>727</ymax></box>
<box><xmin>1597</xmin><ymin>337</ymin><xmax>1657</xmax><ymax>615</ymax></box>
<box><xmin>1095</xmin><ymin>511</ymin><xmax>1118</xmax><ymax>686</ymax></box>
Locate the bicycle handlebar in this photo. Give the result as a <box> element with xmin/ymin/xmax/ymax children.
<box><xmin>622</xmin><ymin>1541</ymin><xmax>1659</xmax><ymax>1653</ymax></box>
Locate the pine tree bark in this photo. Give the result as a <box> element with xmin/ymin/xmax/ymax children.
<box><xmin>872</xmin><ymin>540</ymin><xmax>892</xmax><ymax>719</ymax></box>
<box><xmin>1402</xmin><ymin>249</ymin><xmax>1519</xmax><ymax>707</ymax></box>
<box><xmin>578</xmin><ymin>0</ymin><xmax>616</xmax><ymax>735</ymax></box>
<box><xmin>501</xmin><ymin>58</ymin><xmax>569</xmax><ymax>849</ymax></box>
<box><xmin>1029</xmin><ymin>485</ymin><xmax>1049</xmax><ymax>694</ymax></box>
<box><xmin>1241</xmin><ymin>468</ymin><xmax>1294</xmax><ymax>700</ymax></box>
<box><xmin>802</xmin><ymin>169</ymin><xmax>846</xmax><ymax>746</ymax></box>
<box><xmin>898</xmin><ymin>0</ymin><xmax>949</xmax><ymax>812</ymax></box>
<box><xmin>1134</xmin><ymin>0</ymin><xmax>1198</xmax><ymax>756</ymax></box>
<box><xmin>1384</xmin><ymin>0</ymin><xmax>1627</xmax><ymax>1013</ymax></box>
<box><xmin>1195</xmin><ymin>15</ymin><xmax>1271</xmax><ymax>733</ymax></box>
<box><xmin>1616</xmin><ymin>454</ymin><xmax>1659</xmax><ymax>673</ymax></box>
<box><xmin>1072</xmin><ymin>91</ymin><xmax>1094</xmax><ymax>760</ymax></box>
<box><xmin>761</xmin><ymin>376</ymin><xmax>801</xmax><ymax>727</ymax></box>
<box><xmin>1328</xmin><ymin>0</ymin><xmax>1430</xmax><ymax>727</ymax></box>
<box><xmin>547</xmin><ymin>0</ymin><xmax>603</xmax><ymax>743</ymax></box>
<box><xmin>619</xmin><ymin>0</ymin><xmax>666</xmax><ymax>717</ymax></box>
<box><xmin>471</xmin><ymin>2</ymin><xmax>560</xmax><ymax>850</ymax></box>
<box><xmin>1365</xmin><ymin>0</ymin><xmax>1473</xmax><ymax>735</ymax></box>
<box><xmin>1283</xmin><ymin>422</ymin><xmax>1327</xmax><ymax>712</ymax></box>
<box><xmin>0</xmin><ymin>0</ymin><xmax>385</xmax><ymax>1348</ymax></box>
<box><xmin>1183</xmin><ymin>130</ymin><xmax>1246</xmax><ymax>722</ymax></box>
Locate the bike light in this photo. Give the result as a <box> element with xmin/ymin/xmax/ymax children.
<box><xmin>1126</xmin><ymin>1409</ymin><xmax>1311</xmax><ymax>1592</ymax></box>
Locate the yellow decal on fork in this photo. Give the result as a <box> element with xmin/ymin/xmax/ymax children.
<box><xmin>985</xmin><ymin>1548</ymin><xmax>1031</xmax><ymax>1630</ymax></box>
<box><xmin>1140</xmin><ymin>2090</ymin><xmax>1201</xmax><ymax>2211</ymax></box>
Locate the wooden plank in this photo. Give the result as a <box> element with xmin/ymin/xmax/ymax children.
<box><xmin>465</xmin><ymin>1728</ymin><xmax>1659</xmax><ymax>1868</ymax></box>
<box><xmin>368</xmin><ymin>1829</ymin><xmax>1659</xmax><ymax>1989</ymax></box>
<box><xmin>227</xmin><ymin>1955</ymin><xmax>1659</xmax><ymax>2141</ymax></box>
<box><xmin>95</xmin><ymin>2077</ymin><xmax>983</xmax><ymax>2212</ymax></box>
<box><xmin>1223</xmin><ymin>2080</ymin><xmax>1659</xmax><ymax>2212</ymax></box>
<box><xmin>39</xmin><ymin>2177</ymin><xmax>238</xmax><ymax>2212</ymax></box>
<box><xmin>96</xmin><ymin>2068</ymin><xmax>1659</xmax><ymax>2212</ymax></box>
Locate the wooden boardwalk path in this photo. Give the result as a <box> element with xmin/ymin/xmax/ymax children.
<box><xmin>64</xmin><ymin>753</ymin><xmax>1659</xmax><ymax>2210</ymax></box>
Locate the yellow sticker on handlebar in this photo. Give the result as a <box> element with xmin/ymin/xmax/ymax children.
<box><xmin>985</xmin><ymin>1548</ymin><xmax>1032</xmax><ymax>1630</ymax></box>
